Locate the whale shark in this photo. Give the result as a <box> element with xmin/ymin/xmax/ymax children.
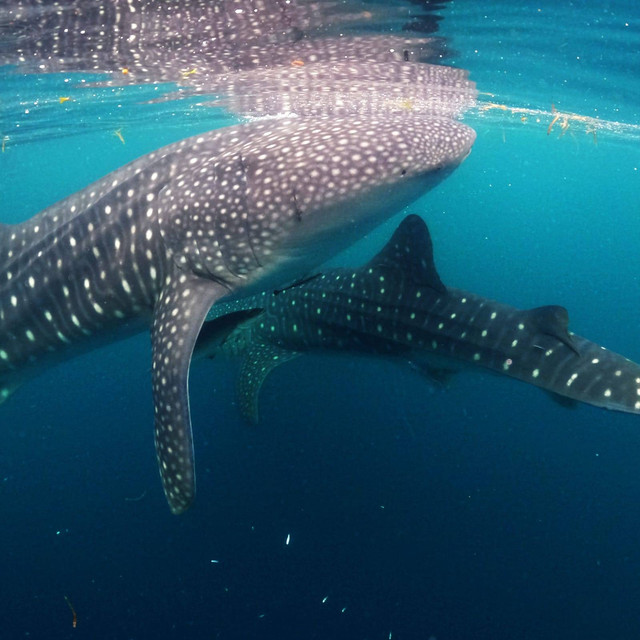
<box><xmin>0</xmin><ymin>115</ymin><xmax>475</xmax><ymax>513</ymax></box>
<box><xmin>198</xmin><ymin>215</ymin><xmax>640</xmax><ymax>423</ymax></box>
<box><xmin>0</xmin><ymin>0</ymin><xmax>445</xmax><ymax>79</ymax></box>
<box><xmin>0</xmin><ymin>0</ymin><xmax>473</xmax><ymax>129</ymax></box>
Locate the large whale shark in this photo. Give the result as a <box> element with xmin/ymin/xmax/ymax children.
<box><xmin>198</xmin><ymin>215</ymin><xmax>640</xmax><ymax>422</ymax></box>
<box><xmin>0</xmin><ymin>115</ymin><xmax>475</xmax><ymax>513</ymax></box>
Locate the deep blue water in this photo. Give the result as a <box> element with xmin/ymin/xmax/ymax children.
<box><xmin>1</xmin><ymin>1</ymin><xmax>640</xmax><ymax>639</ymax></box>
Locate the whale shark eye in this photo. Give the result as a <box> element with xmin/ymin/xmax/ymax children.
<box><xmin>401</xmin><ymin>169</ymin><xmax>407</xmax><ymax>176</ymax></box>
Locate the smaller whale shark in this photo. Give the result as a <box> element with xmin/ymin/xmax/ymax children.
<box><xmin>199</xmin><ymin>215</ymin><xmax>640</xmax><ymax>423</ymax></box>
<box><xmin>0</xmin><ymin>115</ymin><xmax>475</xmax><ymax>513</ymax></box>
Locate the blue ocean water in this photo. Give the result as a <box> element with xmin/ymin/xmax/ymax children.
<box><xmin>1</xmin><ymin>1</ymin><xmax>639</xmax><ymax>639</ymax></box>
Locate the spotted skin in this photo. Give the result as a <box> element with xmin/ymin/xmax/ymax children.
<box><xmin>199</xmin><ymin>215</ymin><xmax>640</xmax><ymax>423</ymax></box>
<box><xmin>0</xmin><ymin>0</ymin><xmax>323</xmax><ymax>76</ymax></box>
<box><xmin>0</xmin><ymin>116</ymin><xmax>475</xmax><ymax>513</ymax></box>
<box><xmin>151</xmin><ymin>274</ymin><xmax>224</xmax><ymax>512</ymax></box>
<box><xmin>0</xmin><ymin>1</ymin><xmax>470</xmax><ymax>126</ymax></box>
<box><xmin>206</xmin><ymin>60</ymin><xmax>476</xmax><ymax>119</ymax></box>
<box><xmin>0</xmin><ymin>0</ymin><xmax>444</xmax><ymax>80</ymax></box>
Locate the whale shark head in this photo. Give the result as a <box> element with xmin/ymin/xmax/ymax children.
<box><xmin>157</xmin><ymin>114</ymin><xmax>475</xmax><ymax>299</ymax></box>
<box><xmin>151</xmin><ymin>114</ymin><xmax>475</xmax><ymax>511</ymax></box>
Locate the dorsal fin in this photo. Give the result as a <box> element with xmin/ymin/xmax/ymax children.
<box><xmin>527</xmin><ymin>305</ymin><xmax>580</xmax><ymax>356</ymax></box>
<box><xmin>366</xmin><ymin>214</ymin><xmax>446</xmax><ymax>293</ymax></box>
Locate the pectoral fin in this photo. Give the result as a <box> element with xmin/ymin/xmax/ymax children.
<box><xmin>151</xmin><ymin>271</ymin><xmax>227</xmax><ymax>514</ymax></box>
<box><xmin>237</xmin><ymin>342</ymin><xmax>300</xmax><ymax>424</ymax></box>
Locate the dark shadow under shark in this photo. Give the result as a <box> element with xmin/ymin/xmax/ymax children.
<box><xmin>199</xmin><ymin>215</ymin><xmax>640</xmax><ymax>423</ymax></box>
